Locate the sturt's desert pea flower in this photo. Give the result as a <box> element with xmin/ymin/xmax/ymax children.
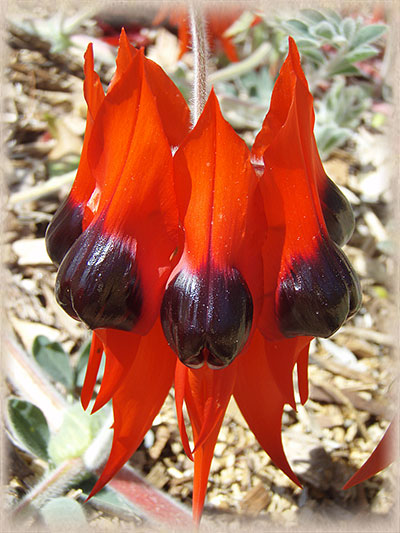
<box><xmin>46</xmin><ymin>30</ymin><xmax>386</xmax><ymax>523</ymax></box>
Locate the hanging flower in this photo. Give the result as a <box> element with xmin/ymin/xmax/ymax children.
<box><xmin>46</xmin><ymin>30</ymin><xmax>365</xmax><ymax>523</ymax></box>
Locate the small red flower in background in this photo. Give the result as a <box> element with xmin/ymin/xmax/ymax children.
<box><xmin>45</xmin><ymin>30</ymin><xmax>390</xmax><ymax>523</ymax></box>
<box><xmin>153</xmin><ymin>6</ymin><xmax>261</xmax><ymax>62</ymax></box>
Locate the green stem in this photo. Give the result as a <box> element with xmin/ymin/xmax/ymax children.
<box><xmin>208</xmin><ymin>42</ymin><xmax>271</xmax><ymax>84</ymax></box>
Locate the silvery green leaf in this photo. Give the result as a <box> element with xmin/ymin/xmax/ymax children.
<box><xmin>291</xmin><ymin>36</ymin><xmax>321</xmax><ymax>49</ymax></box>
<box><xmin>328</xmin><ymin>61</ymin><xmax>360</xmax><ymax>76</ymax></box>
<box><xmin>47</xmin><ymin>403</ymin><xmax>107</xmax><ymax>465</ymax></box>
<box><xmin>284</xmin><ymin>19</ymin><xmax>310</xmax><ymax>36</ymax></box>
<box><xmin>315</xmin><ymin>125</ymin><xmax>351</xmax><ymax>159</ymax></box>
<box><xmin>300</xmin><ymin>9</ymin><xmax>326</xmax><ymax>24</ymax></box>
<box><xmin>7</xmin><ymin>398</ymin><xmax>50</xmax><ymax>461</ymax></box>
<box><xmin>32</xmin><ymin>336</ymin><xmax>73</xmax><ymax>390</ymax></box>
<box><xmin>298</xmin><ymin>46</ymin><xmax>325</xmax><ymax>65</ymax></box>
<box><xmin>312</xmin><ymin>20</ymin><xmax>336</xmax><ymax>40</ymax></box>
<box><xmin>40</xmin><ymin>497</ymin><xmax>87</xmax><ymax>529</ymax></box>
<box><xmin>350</xmin><ymin>24</ymin><xmax>386</xmax><ymax>49</ymax></box>
<box><xmin>343</xmin><ymin>44</ymin><xmax>378</xmax><ymax>64</ymax></box>
<box><xmin>223</xmin><ymin>11</ymin><xmax>259</xmax><ymax>37</ymax></box>
<box><xmin>341</xmin><ymin>17</ymin><xmax>356</xmax><ymax>42</ymax></box>
<box><xmin>323</xmin><ymin>8</ymin><xmax>342</xmax><ymax>26</ymax></box>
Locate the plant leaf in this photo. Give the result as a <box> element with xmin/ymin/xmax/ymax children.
<box><xmin>32</xmin><ymin>335</ymin><xmax>73</xmax><ymax>390</ymax></box>
<box><xmin>40</xmin><ymin>497</ymin><xmax>87</xmax><ymax>528</ymax></box>
<box><xmin>343</xmin><ymin>44</ymin><xmax>378</xmax><ymax>64</ymax></box>
<box><xmin>47</xmin><ymin>403</ymin><xmax>108</xmax><ymax>465</ymax></box>
<box><xmin>7</xmin><ymin>398</ymin><xmax>50</xmax><ymax>461</ymax></box>
<box><xmin>312</xmin><ymin>20</ymin><xmax>336</xmax><ymax>40</ymax></box>
<box><xmin>350</xmin><ymin>24</ymin><xmax>386</xmax><ymax>49</ymax></box>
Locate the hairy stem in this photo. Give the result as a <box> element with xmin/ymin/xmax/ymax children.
<box><xmin>189</xmin><ymin>1</ymin><xmax>209</xmax><ymax>124</ymax></box>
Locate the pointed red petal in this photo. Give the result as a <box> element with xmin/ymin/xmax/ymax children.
<box><xmin>174</xmin><ymin>363</ymin><xmax>193</xmax><ymax>461</ymax></box>
<box><xmin>162</xmin><ymin>89</ymin><xmax>264</xmax><ymax>369</ymax></box>
<box><xmin>182</xmin><ymin>362</ymin><xmax>236</xmax><ymax>522</ymax></box>
<box><xmin>91</xmin><ymin>329</ymin><xmax>141</xmax><ymax>413</ymax></box>
<box><xmin>173</xmin><ymin>88</ymin><xmax>259</xmax><ymax>272</ymax></box>
<box><xmin>343</xmin><ymin>420</ymin><xmax>397</xmax><ymax>489</ymax></box>
<box><xmin>192</xmin><ymin>421</ymin><xmax>224</xmax><ymax>523</ymax></box>
<box><xmin>234</xmin><ymin>330</ymin><xmax>301</xmax><ymax>487</ymax></box>
<box><xmin>45</xmin><ymin>43</ymin><xmax>104</xmax><ymax>265</ymax></box>
<box><xmin>81</xmin><ymin>332</ymin><xmax>104</xmax><ymax>410</ymax></box>
<box><xmin>89</xmin><ymin>321</ymin><xmax>176</xmax><ymax>497</ymax></box>
<box><xmin>255</xmin><ymin>38</ymin><xmax>360</xmax><ymax>341</ymax></box>
<box><xmin>264</xmin><ymin>336</ymin><xmax>311</xmax><ymax>409</ymax></box>
<box><xmin>296</xmin><ymin>344</ymin><xmax>310</xmax><ymax>405</ymax></box>
<box><xmin>143</xmin><ymin>56</ymin><xmax>190</xmax><ymax>147</ymax></box>
<box><xmin>252</xmin><ymin>37</ymin><xmax>355</xmax><ymax>247</ymax></box>
<box><xmin>58</xmin><ymin>47</ymin><xmax>181</xmax><ymax>335</ymax></box>
<box><xmin>83</xmin><ymin>43</ymin><xmax>105</xmax><ymax>121</ymax></box>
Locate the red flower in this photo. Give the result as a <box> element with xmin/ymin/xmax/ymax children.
<box><xmin>46</xmin><ymin>31</ymin><xmax>363</xmax><ymax>522</ymax></box>
<box><xmin>153</xmin><ymin>6</ymin><xmax>261</xmax><ymax>62</ymax></box>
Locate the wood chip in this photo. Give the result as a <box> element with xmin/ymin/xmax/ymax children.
<box><xmin>240</xmin><ymin>484</ymin><xmax>271</xmax><ymax>515</ymax></box>
<box><xmin>11</xmin><ymin>238</ymin><xmax>52</xmax><ymax>265</ymax></box>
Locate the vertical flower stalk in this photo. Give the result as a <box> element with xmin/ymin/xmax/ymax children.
<box><xmin>189</xmin><ymin>1</ymin><xmax>209</xmax><ymax>124</ymax></box>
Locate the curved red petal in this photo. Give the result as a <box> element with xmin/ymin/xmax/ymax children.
<box><xmin>234</xmin><ymin>330</ymin><xmax>301</xmax><ymax>487</ymax></box>
<box><xmin>89</xmin><ymin>320</ymin><xmax>176</xmax><ymax>497</ymax></box>
<box><xmin>264</xmin><ymin>336</ymin><xmax>311</xmax><ymax>409</ymax></box>
<box><xmin>45</xmin><ymin>43</ymin><xmax>104</xmax><ymax>266</ymax></box>
<box><xmin>182</xmin><ymin>362</ymin><xmax>236</xmax><ymax>522</ymax></box>
<box><xmin>91</xmin><ymin>329</ymin><xmax>141</xmax><ymax>413</ymax></box>
<box><xmin>174</xmin><ymin>362</ymin><xmax>193</xmax><ymax>461</ymax></box>
<box><xmin>83</xmin><ymin>43</ymin><xmax>105</xmax><ymax>122</ymax></box>
<box><xmin>58</xmin><ymin>48</ymin><xmax>181</xmax><ymax>335</ymax></box>
<box><xmin>192</xmin><ymin>421</ymin><xmax>224</xmax><ymax>523</ymax></box>
<box><xmin>252</xmin><ymin>37</ymin><xmax>354</xmax><ymax>247</ymax></box>
<box><xmin>161</xmin><ymin>89</ymin><xmax>264</xmax><ymax>369</ymax></box>
<box><xmin>343</xmin><ymin>419</ymin><xmax>397</xmax><ymax>489</ymax></box>
<box><xmin>81</xmin><ymin>332</ymin><xmax>104</xmax><ymax>410</ymax></box>
<box><xmin>296</xmin><ymin>344</ymin><xmax>310</xmax><ymax>405</ymax></box>
<box><xmin>255</xmin><ymin>39</ymin><xmax>360</xmax><ymax>340</ymax></box>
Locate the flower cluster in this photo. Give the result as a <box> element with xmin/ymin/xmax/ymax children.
<box><xmin>46</xmin><ymin>30</ymin><xmax>364</xmax><ymax>521</ymax></box>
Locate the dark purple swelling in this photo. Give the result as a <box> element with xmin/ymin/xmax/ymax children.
<box><xmin>45</xmin><ymin>197</ymin><xmax>85</xmax><ymax>267</ymax></box>
<box><xmin>160</xmin><ymin>266</ymin><xmax>253</xmax><ymax>369</ymax></box>
<box><xmin>320</xmin><ymin>176</ymin><xmax>355</xmax><ymax>247</ymax></box>
<box><xmin>276</xmin><ymin>237</ymin><xmax>361</xmax><ymax>338</ymax></box>
<box><xmin>55</xmin><ymin>218</ymin><xmax>142</xmax><ymax>331</ymax></box>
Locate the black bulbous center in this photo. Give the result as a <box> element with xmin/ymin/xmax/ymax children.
<box><xmin>160</xmin><ymin>266</ymin><xmax>253</xmax><ymax>369</ymax></box>
<box><xmin>55</xmin><ymin>218</ymin><xmax>142</xmax><ymax>331</ymax></box>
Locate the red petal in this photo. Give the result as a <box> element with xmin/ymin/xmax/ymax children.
<box><xmin>81</xmin><ymin>332</ymin><xmax>104</xmax><ymax>410</ymax></box>
<box><xmin>254</xmin><ymin>38</ymin><xmax>360</xmax><ymax>340</ymax></box>
<box><xmin>180</xmin><ymin>361</ymin><xmax>236</xmax><ymax>522</ymax></box>
<box><xmin>45</xmin><ymin>43</ymin><xmax>105</xmax><ymax>265</ymax></box>
<box><xmin>174</xmin><ymin>363</ymin><xmax>193</xmax><ymax>461</ymax></box>
<box><xmin>172</xmin><ymin>87</ymin><xmax>264</xmax><ymax>317</ymax></box>
<box><xmin>264</xmin><ymin>336</ymin><xmax>311</xmax><ymax>409</ymax></box>
<box><xmin>162</xmin><ymin>89</ymin><xmax>264</xmax><ymax>369</ymax></box>
<box><xmin>89</xmin><ymin>320</ymin><xmax>176</xmax><ymax>497</ymax></box>
<box><xmin>109</xmin><ymin>29</ymin><xmax>190</xmax><ymax>147</ymax></box>
<box><xmin>91</xmin><ymin>329</ymin><xmax>141</xmax><ymax>413</ymax></box>
<box><xmin>83</xmin><ymin>43</ymin><xmax>105</xmax><ymax>121</ymax></box>
<box><xmin>71</xmin><ymin>48</ymin><xmax>181</xmax><ymax>334</ymax></box>
<box><xmin>296</xmin><ymin>344</ymin><xmax>310</xmax><ymax>405</ymax></box>
<box><xmin>343</xmin><ymin>419</ymin><xmax>397</xmax><ymax>489</ymax></box>
<box><xmin>234</xmin><ymin>330</ymin><xmax>301</xmax><ymax>487</ymax></box>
